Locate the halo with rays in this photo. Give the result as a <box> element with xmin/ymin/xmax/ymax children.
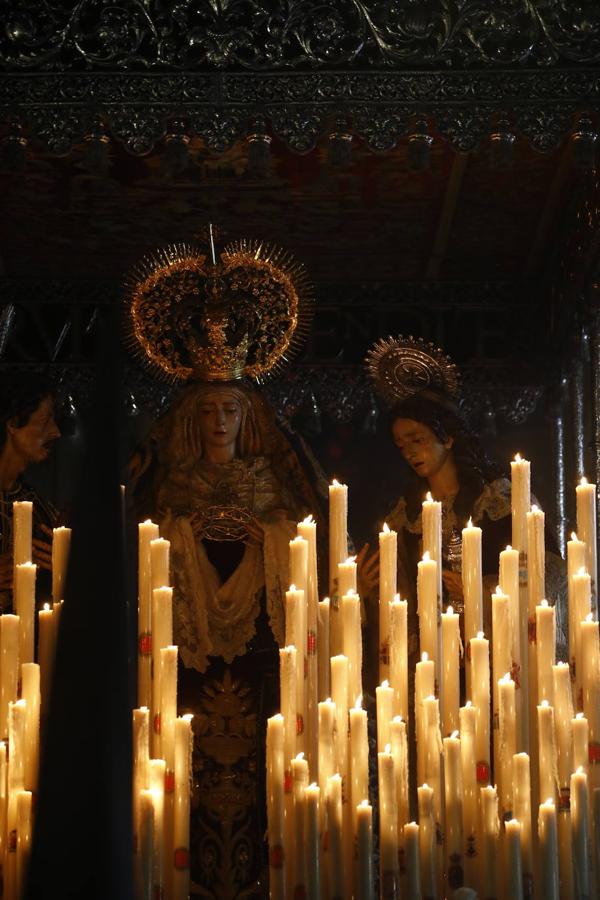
<box><xmin>365</xmin><ymin>334</ymin><xmax>460</xmax><ymax>406</ymax></box>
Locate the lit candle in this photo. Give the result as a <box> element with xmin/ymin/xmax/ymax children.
<box><xmin>16</xmin><ymin>789</ymin><xmax>32</xmax><ymax>899</ymax></box>
<box><xmin>389</xmin><ymin>596</ymin><xmax>408</xmax><ymax>721</ymax></box>
<box><xmin>443</xmin><ymin>732</ymin><xmax>464</xmax><ymax>887</ymax></box>
<box><xmin>499</xmin><ymin>545</ymin><xmax>520</xmax><ymax>686</ymax></box>
<box><xmin>422</xmin><ymin>492</ymin><xmax>442</xmax><ymax>603</ymax></box>
<box><xmin>463</xmin><ymin>519</ymin><xmax>482</xmax><ymax>697</ymax></box>
<box><xmin>567</xmin><ymin>533</ymin><xmax>587</xmax><ymax>674</ymax></box>
<box><xmin>492</xmin><ymin>587</ymin><xmax>510</xmax><ymax>770</ymax></box>
<box><xmin>570</xmin><ymin>767</ymin><xmax>590</xmax><ymax>900</ymax></box>
<box><xmin>289</xmin><ymin>542</ymin><xmax>308</xmax><ymax>756</ymax></box>
<box><xmin>267</xmin><ymin>715</ymin><xmax>285</xmax><ymax>898</ymax></box>
<box><xmin>173</xmin><ymin>715</ymin><xmax>193</xmax><ymax>900</ymax></box>
<box><xmin>459</xmin><ymin>703</ymin><xmax>477</xmax><ymax>879</ymax></box>
<box><xmin>341</xmin><ymin>591</ymin><xmax>362</xmax><ymax>706</ymax></box>
<box><xmin>573</xmin><ymin>712</ymin><xmax>589</xmax><ymax>774</ymax></box>
<box><xmin>325</xmin><ymin>774</ymin><xmax>344</xmax><ymax>899</ymax></box>
<box><xmin>289</xmin><ymin>535</ymin><xmax>308</xmax><ymax>593</ymax></box>
<box><xmin>298</xmin><ymin>516</ymin><xmax>319</xmax><ymax>775</ymax></box>
<box><xmin>291</xmin><ymin>754</ymin><xmax>309</xmax><ymax>899</ymax></box>
<box><xmin>512</xmin><ymin>753</ymin><xmax>533</xmax><ymax>890</ymax></box>
<box><xmin>21</xmin><ymin>663</ymin><xmax>40</xmax><ymax>794</ymax></box>
<box><xmin>15</xmin><ymin>562</ymin><xmax>36</xmax><ymax>666</ymax></box>
<box><xmin>318</xmin><ymin>699</ymin><xmax>336</xmax><ymax>808</ymax></box>
<box><xmin>423</xmin><ymin>696</ymin><xmax>443</xmax><ymax>827</ymax></box>
<box><xmin>357</xmin><ymin>801</ymin><xmax>375</xmax><ymax>900</ymax></box>
<box><xmin>7</xmin><ymin>698</ymin><xmax>26</xmax><ymax>890</ymax></box>
<box><xmin>527</xmin><ymin>505</ymin><xmax>545</xmax><ymax>609</ymax></box>
<box><xmin>576</xmin><ymin>477</ymin><xmax>597</xmax><ymax>602</ymax></box>
<box><xmin>304</xmin><ymin>783</ymin><xmax>320</xmax><ymax>900</ymax></box>
<box><xmin>37</xmin><ymin>603</ymin><xmax>54</xmax><ymax>707</ymax></box>
<box><xmin>580</xmin><ymin>616</ymin><xmax>600</xmax><ymax>761</ymax></box>
<box><xmin>317</xmin><ymin>598</ymin><xmax>330</xmax><ymax>701</ymax></box>
<box><xmin>51</xmin><ymin>525</ymin><xmax>71</xmax><ymax>602</ymax></box>
<box><xmin>0</xmin><ymin>742</ymin><xmax>6</xmax><ymax>859</ymax></box>
<box><xmin>138</xmin><ymin>520</ymin><xmax>160</xmax><ymax>708</ymax></box>
<box><xmin>573</xmin><ymin>569</ymin><xmax>592</xmax><ymax>708</ymax></box>
<box><xmin>470</xmin><ymin>632</ymin><xmax>490</xmax><ymax>785</ymax></box>
<box><xmin>279</xmin><ymin>645</ymin><xmax>297</xmax><ymax>816</ymax></box>
<box><xmin>349</xmin><ymin>698</ymin><xmax>369</xmax><ymax>829</ymax></box>
<box><xmin>538</xmin><ymin>700</ymin><xmax>558</xmax><ymax>805</ymax></box>
<box><xmin>148</xmin><ymin>759</ymin><xmax>165</xmax><ymax>900</ymax></box>
<box><xmin>376</xmin><ymin>679</ymin><xmax>394</xmax><ymax>753</ymax></box>
<box><xmin>536</xmin><ymin>600</ymin><xmax>556</xmax><ymax>704</ymax></box>
<box><xmin>0</xmin><ymin>615</ymin><xmax>19</xmax><ymax>740</ymax></box>
<box><xmin>498</xmin><ymin>673</ymin><xmax>516</xmax><ymax>819</ymax></box>
<box><xmin>151</xmin><ymin>586</ymin><xmax>173</xmax><ymax>757</ymax></box>
<box><xmin>329</xmin><ymin>480</ymin><xmax>348</xmax><ymax>655</ymax></box>
<box><xmin>441</xmin><ymin>604</ymin><xmax>460</xmax><ymax>735</ymax></box>
<box><xmin>378</xmin><ymin>745</ymin><xmax>399</xmax><ymax>893</ymax></box>
<box><xmin>338</xmin><ymin>555</ymin><xmax>357</xmax><ymax>598</ymax></box>
<box><xmin>390</xmin><ymin>716</ymin><xmax>409</xmax><ymax>841</ymax></box>
<box><xmin>159</xmin><ymin>646</ymin><xmax>178</xmax><ymax>778</ymax></box>
<box><xmin>417</xmin><ymin>784</ymin><xmax>436</xmax><ymax>899</ymax></box>
<box><xmin>505</xmin><ymin>819</ymin><xmax>523</xmax><ymax>900</ymax></box>
<box><xmin>510</xmin><ymin>454</ymin><xmax>530</xmax><ymax>554</ymax></box>
<box><xmin>552</xmin><ymin>662</ymin><xmax>573</xmax><ymax>796</ymax></box>
<box><xmin>418</xmin><ymin>551</ymin><xmax>439</xmax><ymax>677</ymax></box>
<box><xmin>481</xmin><ymin>785</ymin><xmax>500</xmax><ymax>900</ymax></box>
<box><xmin>404</xmin><ymin>822</ymin><xmax>421</xmax><ymax>900</ymax></box>
<box><xmin>415</xmin><ymin>652</ymin><xmax>435</xmax><ymax>788</ymax></box>
<box><xmin>379</xmin><ymin>523</ymin><xmax>397</xmax><ymax>681</ymax></box>
<box><xmin>149</xmin><ymin>536</ymin><xmax>170</xmax><ymax>590</ymax></box>
<box><xmin>330</xmin><ymin>654</ymin><xmax>349</xmax><ymax>778</ymax></box>
<box><xmin>12</xmin><ymin>501</ymin><xmax>32</xmax><ymax>568</ymax></box>
<box><xmin>133</xmin><ymin>707</ymin><xmax>150</xmax><ymax>841</ymax></box>
<box><xmin>538</xmin><ymin>799</ymin><xmax>559</xmax><ymax>900</ymax></box>
<box><xmin>139</xmin><ymin>789</ymin><xmax>154</xmax><ymax>900</ymax></box>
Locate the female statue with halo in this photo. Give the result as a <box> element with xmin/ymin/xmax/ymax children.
<box><xmin>127</xmin><ymin>231</ymin><xmax>326</xmax><ymax>898</ymax></box>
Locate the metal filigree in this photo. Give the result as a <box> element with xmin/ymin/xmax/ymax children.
<box><xmin>366</xmin><ymin>334</ymin><xmax>460</xmax><ymax>406</ymax></box>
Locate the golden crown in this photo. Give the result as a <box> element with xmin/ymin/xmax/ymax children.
<box><xmin>125</xmin><ymin>235</ymin><xmax>313</xmax><ymax>383</ymax></box>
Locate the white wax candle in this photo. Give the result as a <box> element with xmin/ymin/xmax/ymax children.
<box><xmin>279</xmin><ymin>646</ymin><xmax>297</xmax><ymax>773</ymax></box>
<box><xmin>378</xmin><ymin>747</ymin><xmax>399</xmax><ymax>890</ymax></box>
<box><xmin>337</xmin><ymin>556</ymin><xmax>357</xmax><ymax>598</ymax></box>
<box><xmin>139</xmin><ymin>789</ymin><xmax>154</xmax><ymax>900</ymax></box>
<box><xmin>538</xmin><ymin>799</ymin><xmax>560</xmax><ymax>900</ymax></box>
<box><xmin>498</xmin><ymin>673</ymin><xmax>517</xmax><ymax>818</ymax></box>
<box><xmin>459</xmin><ymin>703</ymin><xmax>477</xmax><ymax>865</ymax></box>
<box><xmin>341</xmin><ymin>591</ymin><xmax>362</xmax><ymax>706</ymax></box>
<box><xmin>463</xmin><ymin>519</ymin><xmax>483</xmax><ymax>651</ymax></box>
<box><xmin>133</xmin><ymin>707</ymin><xmax>150</xmax><ymax>795</ymax></box>
<box><xmin>288</xmin><ymin>541</ymin><xmax>308</xmax><ymax>750</ymax></box>
<box><xmin>415</xmin><ymin>653</ymin><xmax>435</xmax><ymax>788</ymax></box>
<box><xmin>538</xmin><ymin>700</ymin><xmax>558</xmax><ymax>804</ymax></box>
<box><xmin>289</xmin><ymin>535</ymin><xmax>308</xmax><ymax>593</ymax></box>
<box><xmin>304</xmin><ymin>783</ymin><xmax>320</xmax><ymax>900</ymax></box>
<box><xmin>441</xmin><ymin>604</ymin><xmax>460</xmax><ymax>735</ymax></box>
<box><xmin>573</xmin><ymin>713</ymin><xmax>589</xmax><ymax>773</ymax></box>
<box><xmin>148</xmin><ymin>758</ymin><xmax>166</xmax><ymax>899</ymax></box>
<box><xmin>21</xmin><ymin>663</ymin><xmax>40</xmax><ymax>794</ymax></box>
<box><xmin>511</xmin><ymin>455</ymin><xmax>530</xmax><ymax>553</ymax></box>
<box><xmin>390</xmin><ymin>716</ymin><xmax>409</xmax><ymax>838</ymax></box>
<box><xmin>536</xmin><ymin>600</ymin><xmax>556</xmax><ymax>704</ymax></box>
<box><xmin>12</xmin><ymin>501</ymin><xmax>32</xmax><ymax>568</ymax></box>
<box><xmin>417</xmin><ymin>784</ymin><xmax>436</xmax><ymax>899</ymax></box>
<box><xmin>389</xmin><ymin>596</ymin><xmax>408</xmax><ymax>721</ymax></box>
<box><xmin>499</xmin><ymin>544</ymin><xmax>521</xmax><ymax>677</ymax></box>
<box><xmin>470</xmin><ymin>632</ymin><xmax>490</xmax><ymax>784</ymax></box>
<box><xmin>422</xmin><ymin>492</ymin><xmax>442</xmax><ymax>603</ymax></box>
<box><xmin>481</xmin><ymin>785</ymin><xmax>500</xmax><ymax>900</ymax></box>
<box><xmin>505</xmin><ymin>819</ymin><xmax>524</xmax><ymax>900</ymax></box>
<box><xmin>329</xmin><ymin>479</ymin><xmax>348</xmax><ymax>597</ymax></box>
<box><xmin>512</xmin><ymin>753</ymin><xmax>533</xmax><ymax>885</ymax></box>
<box><xmin>492</xmin><ymin>587</ymin><xmax>511</xmax><ymax>729</ymax></box>
<box><xmin>317</xmin><ymin>598</ymin><xmax>330</xmax><ymax>701</ymax></box>
<box><xmin>417</xmin><ymin>551</ymin><xmax>439</xmax><ymax>673</ymax></box>
<box><xmin>326</xmin><ymin>774</ymin><xmax>344</xmax><ymax>899</ymax></box>
<box><xmin>150</xmin><ymin>536</ymin><xmax>170</xmax><ymax>591</ymax></box>
<box><xmin>317</xmin><ymin>699</ymin><xmax>336</xmax><ymax>804</ymax></box>
<box><xmin>552</xmin><ymin>662</ymin><xmax>574</xmax><ymax>792</ymax></box>
<box><xmin>37</xmin><ymin>604</ymin><xmax>54</xmax><ymax>708</ymax></box>
<box><xmin>51</xmin><ymin>525</ymin><xmax>71</xmax><ymax>602</ymax></box>
<box><xmin>173</xmin><ymin>714</ymin><xmax>193</xmax><ymax>900</ymax></box>
<box><xmin>7</xmin><ymin>698</ymin><xmax>26</xmax><ymax>872</ymax></box>
<box><xmin>0</xmin><ymin>615</ymin><xmax>19</xmax><ymax>740</ymax></box>
<box><xmin>576</xmin><ymin>477</ymin><xmax>597</xmax><ymax>601</ymax></box>
<box><xmin>297</xmin><ymin>516</ymin><xmax>319</xmax><ymax>774</ymax></box>
<box><xmin>357</xmin><ymin>801</ymin><xmax>375</xmax><ymax>900</ymax></box>
<box><xmin>159</xmin><ymin>646</ymin><xmax>178</xmax><ymax>773</ymax></box>
<box><xmin>580</xmin><ymin>617</ymin><xmax>600</xmax><ymax>755</ymax></box>
<box><xmin>443</xmin><ymin>732</ymin><xmax>463</xmax><ymax>876</ymax></box>
<box><xmin>151</xmin><ymin>586</ymin><xmax>173</xmax><ymax>757</ymax></box>
<box><xmin>349</xmin><ymin>700</ymin><xmax>369</xmax><ymax>828</ymax></box>
<box><xmin>424</xmin><ymin>696</ymin><xmax>443</xmax><ymax>825</ymax></box>
<box><xmin>568</xmin><ymin>533</ymin><xmax>587</xmax><ymax>672</ymax></box>
<box><xmin>330</xmin><ymin>654</ymin><xmax>349</xmax><ymax>778</ymax></box>
<box><xmin>15</xmin><ymin>562</ymin><xmax>36</xmax><ymax>666</ymax></box>
<box><xmin>291</xmin><ymin>754</ymin><xmax>309</xmax><ymax>898</ymax></box>
<box><xmin>138</xmin><ymin>520</ymin><xmax>160</xmax><ymax>709</ymax></box>
<box><xmin>527</xmin><ymin>505</ymin><xmax>546</xmax><ymax>612</ymax></box>
<box><xmin>404</xmin><ymin>822</ymin><xmax>421</xmax><ymax>900</ymax></box>
<box><xmin>573</xmin><ymin>570</ymin><xmax>592</xmax><ymax>708</ymax></box>
<box><xmin>379</xmin><ymin>524</ymin><xmax>397</xmax><ymax>681</ymax></box>
<box><xmin>376</xmin><ymin>679</ymin><xmax>394</xmax><ymax>752</ymax></box>
<box><xmin>267</xmin><ymin>715</ymin><xmax>285</xmax><ymax>898</ymax></box>
<box><xmin>570</xmin><ymin>767</ymin><xmax>590</xmax><ymax>899</ymax></box>
<box><xmin>16</xmin><ymin>789</ymin><xmax>32</xmax><ymax>900</ymax></box>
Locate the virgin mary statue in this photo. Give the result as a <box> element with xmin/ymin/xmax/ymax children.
<box><xmin>127</xmin><ymin>235</ymin><xmax>326</xmax><ymax>898</ymax></box>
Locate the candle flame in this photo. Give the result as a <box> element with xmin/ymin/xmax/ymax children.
<box><xmin>320</xmin><ymin>597</ymin><xmax>330</xmax><ymax>606</ymax></box>
<box><xmin>331</xmin><ymin>478</ymin><xmax>340</xmax><ymax>487</ymax></box>
<box><xmin>291</xmin><ymin>535</ymin><xmax>305</xmax><ymax>544</ymax></box>
<box><xmin>384</xmin><ymin>743</ymin><xmax>391</xmax><ymax>754</ymax></box>
<box><xmin>383</xmin><ymin>522</ymin><xmax>390</xmax><ymax>533</ymax></box>
<box><xmin>425</xmin><ymin>491</ymin><xmax>433</xmax><ymax>502</ymax></box>
<box><xmin>542</xmin><ymin>798</ymin><xmax>555</xmax><ymax>807</ymax></box>
<box><xmin>500</xmin><ymin>672</ymin><xmax>512</xmax><ymax>683</ymax></box>
<box><xmin>301</xmin><ymin>514</ymin><xmax>314</xmax><ymax>525</ymax></box>
<box><xmin>447</xmin><ymin>605</ymin><xmax>454</xmax><ymax>615</ymax></box>
<box><xmin>421</xmin><ymin>652</ymin><xmax>429</xmax><ymax>663</ymax></box>
<box><xmin>514</xmin><ymin>453</ymin><xmax>521</xmax><ymax>462</ymax></box>
<box><xmin>182</xmin><ymin>713</ymin><xmax>194</xmax><ymax>723</ymax></box>
<box><xmin>308</xmin><ymin>782</ymin><xmax>318</xmax><ymax>790</ymax></box>
<box><xmin>467</xmin><ymin>517</ymin><xmax>473</xmax><ymax>528</ymax></box>
<box><xmin>289</xmin><ymin>583</ymin><xmax>297</xmax><ymax>592</ymax></box>
<box><xmin>576</xmin><ymin>712</ymin><xmax>585</xmax><ymax>719</ymax></box>
<box><xmin>571</xmin><ymin>532</ymin><xmax>579</xmax><ymax>542</ymax></box>
<box><xmin>295</xmin><ymin>752</ymin><xmax>305</xmax><ymax>760</ymax></box>
<box><xmin>541</xmin><ymin>598</ymin><xmax>549</xmax><ymax>607</ymax></box>
<box><xmin>391</xmin><ymin>594</ymin><xmax>401</xmax><ymax>605</ymax></box>
<box><xmin>359</xmin><ymin>799</ymin><xmax>370</xmax><ymax>807</ymax></box>
<box><xmin>43</xmin><ymin>602</ymin><xmax>50</xmax><ymax>611</ymax></box>
<box><xmin>422</xmin><ymin>550</ymin><xmax>431</xmax><ymax>562</ymax></box>
<box><xmin>465</xmin><ymin>700</ymin><xmax>472</xmax><ymax>708</ymax></box>
<box><xmin>343</xmin><ymin>555</ymin><xmax>357</xmax><ymax>565</ymax></box>
<box><xmin>477</xmin><ymin>631</ymin><xmax>485</xmax><ymax>640</ymax></box>
<box><xmin>576</xmin><ymin>765</ymin><xmax>584</xmax><ymax>774</ymax></box>
<box><xmin>143</xmin><ymin>518</ymin><xmax>154</xmax><ymax>525</ymax></box>
<box><xmin>139</xmin><ymin>706</ymin><xmax>149</xmax><ymax>713</ymax></box>
<box><xmin>380</xmin><ymin>679</ymin><xmax>390</xmax><ymax>689</ymax></box>
<box><xmin>422</xmin><ymin>783</ymin><xmax>430</xmax><ymax>789</ymax></box>
<box><xmin>354</xmin><ymin>695</ymin><xmax>363</xmax><ymax>710</ymax></box>
<box><xmin>451</xmin><ymin>730</ymin><xmax>459</xmax><ymax>739</ymax></box>
<box><xmin>392</xmin><ymin>715</ymin><xmax>404</xmax><ymax>724</ymax></box>
<box><xmin>541</xmin><ymin>699</ymin><xmax>549</xmax><ymax>708</ymax></box>
<box><xmin>580</xmin><ymin>476</ymin><xmax>588</xmax><ymax>486</ymax></box>
<box><xmin>506</xmin><ymin>544</ymin><xmax>512</xmax><ymax>551</ymax></box>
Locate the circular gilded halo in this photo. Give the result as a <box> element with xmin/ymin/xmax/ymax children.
<box><xmin>365</xmin><ymin>334</ymin><xmax>460</xmax><ymax>406</ymax></box>
<box><xmin>125</xmin><ymin>239</ymin><xmax>313</xmax><ymax>383</ymax></box>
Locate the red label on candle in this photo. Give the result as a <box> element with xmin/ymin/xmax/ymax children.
<box><xmin>139</xmin><ymin>632</ymin><xmax>152</xmax><ymax>655</ymax></box>
<box><xmin>307</xmin><ymin>631</ymin><xmax>317</xmax><ymax>656</ymax></box>
<box><xmin>284</xmin><ymin>770</ymin><xmax>293</xmax><ymax>793</ymax></box>
<box><xmin>174</xmin><ymin>847</ymin><xmax>189</xmax><ymax>870</ymax></box>
<box><xmin>164</xmin><ymin>769</ymin><xmax>175</xmax><ymax>793</ymax></box>
<box><xmin>269</xmin><ymin>844</ymin><xmax>284</xmax><ymax>869</ymax></box>
<box><xmin>379</xmin><ymin>641</ymin><xmax>390</xmax><ymax>666</ymax></box>
<box><xmin>528</xmin><ymin>617</ymin><xmax>536</xmax><ymax>644</ymax></box>
<box><xmin>8</xmin><ymin>828</ymin><xmax>16</xmax><ymax>852</ymax></box>
<box><xmin>511</xmin><ymin>660</ymin><xmax>521</xmax><ymax>688</ymax></box>
<box><xmin>153</xmin><ymin>713</ymin><xmax>161</xmax><ymax>735</ymax></box>
<box><xmin>304</xmin><ymin>656</ymin><xmax>308</xmax><ymax>679</ymax></box>
<box><xmin>296</xmin><ymin>714</ymin><xmax>304</xmax><ymax>736</ymax></box>
<box><xmin>476</xmin><ymin>761</ymin><xmax>490</xmax><ymax>783</ymax></box>
<box><xmin>558</xmin><ymin>788</ymin><xmax>570</xmax><ymax>811</ymax></box>
<box><xmin>589</xmin><ymin>742</ymin><xmax>600</xmax><ymax>763</ymax></box>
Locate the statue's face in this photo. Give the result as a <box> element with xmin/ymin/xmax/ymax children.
<box><xmin>391</xmin><ymin>417</ymin><xmax>453</xmax><ymax>480</ymax></box>
<box><xmin>196</xmin><ymin>390</ymin><xmax>243</xmax><ymax>453</ymax></box>
<box><xmin>8</xmin><ymin>395</ymin><xmax>61</xmax><ymax>465</ymax></box>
